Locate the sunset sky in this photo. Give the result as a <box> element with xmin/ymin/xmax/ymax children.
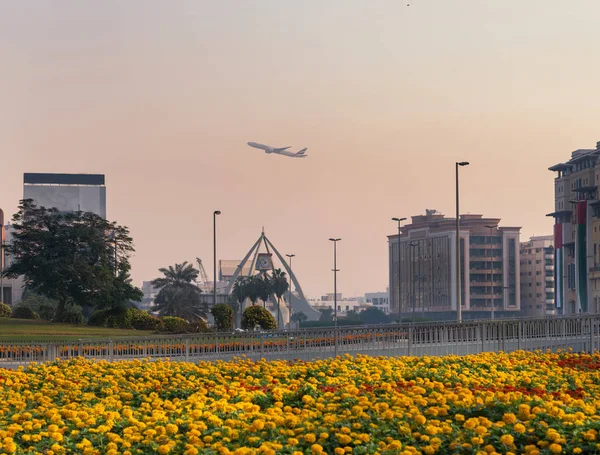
<box><xmin>1</xmin><ymin>1</ymin><xmax>599</xmax><ymax>298</ymax></box>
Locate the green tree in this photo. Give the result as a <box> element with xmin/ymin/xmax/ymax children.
<box><xmin>211</xmin><ymin>303</ymin><xmax>234</xmax><ymax>332</ymax></box>
<box><xmin>257</xmin><ymin>274</ymin><xmax>273</xmax><ymax>309</ymax></box>
<box><xmin>245</xmin><ymin>276</ymin><xmax>260</xmax><ymax>306</ymax></box>
<box><xmin>2</xmin><ymin>199</ymin><xmax>142</xmax><ymax>321</ymax></box>
<box><xmin>270</xmin><ymin>269</ymin><xmax>289</xmax><ymax>328</ymax></box>
<box><xmin>242</xmin><ymin>305</ymin><xmax>277</xmax><ymax>330</ymax></box>
<box><xmin>290</xmin><ymin>311</ymin><xmax>308</xmax><ymax>328</ymax></box>
<box><xmin>359</xmin><ymin>306</ymin><xmax>391</xmax><ymax>325</ymax></box>
<box><xmin>319</xmin><ymin>307</ymin><xmax>334</xmax><ymax>323</ymax></box>
<box><xmin>151</xmin><ymin>262</ymin><xmax>207</xmax><ymax>322</ymax></box>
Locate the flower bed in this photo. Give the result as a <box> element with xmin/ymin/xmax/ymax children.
<box><xmin>0</xmin><ymin>351</ymin><xmax>599</xmax><ymax>454</ymax></box>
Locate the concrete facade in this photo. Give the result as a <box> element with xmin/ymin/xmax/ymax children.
<box><xmin>520</xmin><ymin>236</ymin><xmax>555</xmax><ymax>316</ymax></box>
<box><xmin>364</xmin><ymin>290</ymin><xmax>390</xmax><ymax>314</ymax></box>
<box><xmin>388</xmin><ymin>211</ymin><xmax>521</xmax><ymax>317</ymax></box>
<box><xmin>549</xmin><ymin>141</ymin><xmax>600</xmax><ymax>314</ymax></box>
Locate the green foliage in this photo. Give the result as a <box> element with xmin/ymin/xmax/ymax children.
<box><xmin>242</xmin><ymin>305</ymin><xmax>277</xmax><ymax>330</ymax></box>
<box><xmin>2</xmin><ymin>199</ymin><xmax>143</xmax><ymax>321</ymax></box>
<box><xmin>12</xmin><ymin>306</ymin><xmax>40</xmax><ymax>320</ymax></box>
<box><xmin>131</xmin><ymin>309</ymin><xmax>164</xmax><ymax>331</ymax></box>
<box><xmin>60</xmin><ymin>305</ymin><xmax>84</xmax><ymax>325</ymax></box>
<box><xmin>88</xmin><ymin>307</ymin><xmax>134</xmax><ymax>329</ymax></box>
<box><xmin>211</xmin><ymin>303</ymin><xmax>234</xmax><ymax>332</ymax></box>
<box><xmin>18</xmin><ymin>291</ymin><xmax>58</xmax><ymax>321</ymax></box>
<box><xmin>290</xmin><ymin>311</ymin><xmax>308</xmax><ymax>327</ymax></box>
<box><xmin>151</xmin><ymin>262</ymin><xmax>207</xmax><ymax>322</ymax></box>
<box><xmin>319</xmin><ymin>308</ymin><xmax>334</xmax><ymax>322</ymax></box>
<box><xmin>0</xmin><ymin>303</ymin><xmax>12</xmax><ymax>318</ymax></box>
<box><xmin>160</xmin><ymin>316</ymin><xmax>189</xmax><ymax>333</ymax></box>
<box><xmin>359</xmin><ymin>306</ymin><xmax>391</xmax><ymax>324</ymax></box>
<box><xmin>186</xmin><ymin>319</ymin><xmax>209</xmax><ymax>333</ymax></box>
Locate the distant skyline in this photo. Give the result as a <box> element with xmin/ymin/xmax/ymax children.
<box><xmin>1</xmin><ymin>1</ymin><xmax>599</xmax><ymax>298</ymax></box>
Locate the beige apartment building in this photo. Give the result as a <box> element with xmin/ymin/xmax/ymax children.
<box><xmin>388</xmin><ymin>210</ymin><xmax>521</xmax><ymax>318</ymax></box>
<box><xmin>549</xmin><ymin>141</ymin><xmax>600</xmax><ymax>314</ymax></box>
<box><xmin>520</xmin><ymin>236</ymin><xmax>555</xmax><ymax>316</ymax></box>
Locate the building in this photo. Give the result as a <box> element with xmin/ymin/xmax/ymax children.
<box><xmin>2</xmin><ymin>173</ymin><xmax>107</xmax><ymax>305</ymax></box>
<box><xmin>388</xmin><ymin>211</ymin><xmax>521</xmax><ymax>318</ymax></box>
<box><xmin>364</xmin><ymin>289</ymin><xmax>390</xmax><ymax>314</ymax></box>
<box><xmin>309</xmin><ymin>294</ymin><xmax>371</xmax><ymax>317</ymax></box>
<box><xmin>520</xmin><ymin>236</ymin><xmax>555</xmax><ymax>316</ymax></box>
<box><xmin>23</xmin><ymin>173</ymin><xmax>106</xmax><ymax>218</ymax></box>
<box><xmin>549</xmin><ymin>141</ymin><xmax>600</xmax><ymax>314</ymax></box>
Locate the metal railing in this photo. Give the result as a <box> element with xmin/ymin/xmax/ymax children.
<box><xmin>0</xmin><ymin>314</ymin><xmax>598</xmax><ymax>366</ymax></box>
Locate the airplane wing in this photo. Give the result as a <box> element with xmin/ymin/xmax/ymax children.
<box><xmin>274</xmin><ymin>146</ymin><xmax>291</xmax><ymax>152</ymax></box>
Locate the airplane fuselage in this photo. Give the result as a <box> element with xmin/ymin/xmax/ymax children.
<box><xmin>247</xmin><ymin>142</ymin><xmax>307</xmax><ymax>158</ymax></box>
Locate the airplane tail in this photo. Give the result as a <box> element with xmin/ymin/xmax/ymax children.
<box><xmin>296</xmin><ymin>148</ymin><xmax>308</xmax><ymax>156</ymax></box>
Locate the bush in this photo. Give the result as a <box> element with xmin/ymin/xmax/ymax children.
<box><xmin>37</xmin><ymin>304</ymin><xmax>56</xmax><ymax>321</ymax></box>
<box><xmin>211</xmin><ymin>303</ymin><xmax>234</xmax><ymax>332</ymax></box>
<box><xmin>88</xmin><ymin>307</ymin><xmax>134</xmax><ymax>329</ymax></box>
<box><xmin>160</xmin><ymin>316</ymin><xmax>189</xmax><ymax>333</ymax></box>
<box><xmin>0</xmin><ymin>303</ymin><xmax>11</xmax><ymax>318</ymax></box>
<box><xmin>12</xmin><ymin>306</ymin><xmax>40</xmax><ymax>320</ymax></box>
<box><xmin>60</xmin><ymin>305</ymin><xmax>84</xmax><ymax>325</ymax></box>
<box><xmin>131</xmin><ymin>309</ymin><xmax>164</xmax><ymax>331</ymax></box>
<box><xmin>187</xmin><ymin>319</ymin><xmax>209</xmax><ymax>333</ymax></box>
<box><xmin>17</xmin><ymin>292</ymin><xmax>57</xmax><ymax>321</ymax></box>
<box><xmin>242</xmin><ymin>305</ymin><xmax>277</xmax><ymax>330</ymax></box>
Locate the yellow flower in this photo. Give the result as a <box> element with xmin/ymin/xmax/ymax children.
<box><xmin>311</xmin><ymin>444</ymin><xmax>324</xmax><ymax>454</ymax></box>
<box><xmin>548</xmin><ymin>444</ymin><xmax>562</xmax><ymax>454</ymax></box>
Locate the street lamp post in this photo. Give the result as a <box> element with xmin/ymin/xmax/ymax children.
<box><xmin>286</xmin><ymin>253</ymin><xmax>295</xmax><ymax>329</ymax></box>
<box><xmin>392</xmin><ymin>217</ymin><xmax>407</xmax><ymax>315</ymax></box>
<box><xmin>329</xmin><ymin>238</ymin><xmax>341</xmax><ymax>357</ymax></box>
<box><xmin>410</xmin><ymin>242</ymin><xmax>419</xmax><ymax>321</ymax></box>
<box><xmin>213</xmin><ymin>210</ymin><xmax>221</xmax><ymax>310</ymax></box>
<box><xmin>456</xmin><ymin>161</ymin><xmax>470</xmax><ymax>322</ymax></box>
<box><xmin>485</xmin><ymin>224</ymin><xmax>497</xmax><ymax>320</ymax></box>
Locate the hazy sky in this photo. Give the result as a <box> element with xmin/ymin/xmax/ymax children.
<box><xmin>1</xmin><ymin>1</ymin><xmax>599</xmax><ymax>298</ymax></box>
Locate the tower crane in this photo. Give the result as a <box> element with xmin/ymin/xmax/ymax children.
<box><xmin>196</xmin><ymin>258</ymin><xmax>211</xmax><ymax>292</ymax></box>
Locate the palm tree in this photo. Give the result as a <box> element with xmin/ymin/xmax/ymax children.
<box><xmin>257</xmin><ymin>274</ymin><xmax>272</xmax><ymax>309</ymax></box>
<box><xmin>270</xmin><ymin>269</ymin><xmax>289</xmax><ymax>328</ymax></box>
<box><xmin>151</xmin><ymin>262</ymin><xmax>206</xmax><ymax>321</ymax></box>
<box><xmin>291</xmin><ymin>311</ymin><xmax>308</xmax><ymax>328</ymax></box>
<box><xmin>232</xmin><ymin>276</ymin><xmax>248</xmax><ymax>326</ymax></box>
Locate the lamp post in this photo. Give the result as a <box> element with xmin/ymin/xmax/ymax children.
<box><xmin>213</xmin><ymin>210</ymin><xmax>221</xmax><ymax>309</ymax></box>
<box><xmin>456</xmin><ymin>161</ymin><xmax>470</xmax><ymax>322</ymax></box>
<box><xmin>392</xmin><ymin>217</ymin><xmax>407</xmax><ymax>315</ymax></box>
<box><xmin>286</xmin><ymin>254</ymin><xmax>295</xmax><ymax>329</ymax></box>
<box><xmin>410</xmin><ymin>242</ymin><xmax>419</xmax><ymax>321</ymax></box>
<box><xmin>329</xmin><ymin>238</ymin><xmax>341</xmax><ymax>357</ymax></box>
<box><xmin>485</xmin><ymin>224</ymin><xmax>497</xmax><ymax>320</ymax></box>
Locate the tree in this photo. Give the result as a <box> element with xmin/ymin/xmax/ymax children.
<box><xmin>290</xmin><ymin>311</ymin><xmax>308</xmax><ymax>328</ymax></box>
<box><xmin>257</xmin><ymin>275</ymin><xmax>272</xmax><ymax>309</ymax></box>
<box><xmin>245</xmin><ymin>276</ymin><xmax>260</xmax><ymax>306</ymax></box>
<box><xmin>151</xmin><ymin>262</ymin><xmax>207</xmax><ymax>322</ymax></box>
<box><xmin>359</xmin><ymin>306</ymin><xmax>391</xmax><ymax>325</ymax></box>
<box><xmin>319</xmin><ymin>308</ymin><xmax>334</xmax><ymax>323</ymax></box>
<box><xmin>270</xmin><ymin>269</ymin><xmax>289</xmax><ymax>328</ymax></box>
<box><xmin>242</xmin><ymin>305</ymin><xmax>277</xmax><ymax>330</ymax></box>
<box><xmin>3</xmin><ymin>199</ymin><xmax>142</xmax><ymax>321</ymax></box>
<box><xmin>211</xmin><ymin>303</ymin><xmax>234</xmax><ymax>332</ymax></box>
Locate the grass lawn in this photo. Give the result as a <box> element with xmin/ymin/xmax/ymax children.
<box><xmin>0</xmin><ymin>318</ymin><xmax>156</xmax><ymax>342</ymax></box>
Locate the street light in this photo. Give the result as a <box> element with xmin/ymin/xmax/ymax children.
<box><xmin>392</xmin><ymin>217</ymin><xmax>407</xmax><ymax>315</ymax></box>
<box><xmin>213</xmin><ymin>210</ymin><xmax>221</xmax><ymax>310</ymax></box>
<box><xmin>286</xmin><ymin>253</ymin><xmax>295</xmax><ymax>329</ymax></box>
<box><xmin>329</xmin><ymin>238</ymin><xmax>341</xmax><ymax>357</ymax></box>
<box><xmin>485</xmin><ymin>224</ymin><xmax>497</xmax><ymax>320</ymax></box>
<box><xmin>456</xmin><ymin>161</ymin><xmax>470</xmax><ymax>322</ymax></box>
<box><xmin>409</xmin><ymin>241</ymin><xmax>419</xmax><ymax>321</ymax></box>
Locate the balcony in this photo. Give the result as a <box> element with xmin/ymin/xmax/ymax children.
<box><xmin>545</xmin><ymin>265</ymin><xmax>554</xmax><ymax>271</ymax></box>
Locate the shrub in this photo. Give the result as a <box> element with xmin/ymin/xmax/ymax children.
<box><xmin>131</xmin><ymin>309</ymin><xmax>164</xmax><ymax>331</ymax></box>
<box><xmin>187</xmin><ymin>319</ymin><xmax>209</xmax><ymax>333</ymax></box>
<box><xmin>12</xmin><ymin>306</ymin><xmax>40</xmax><ymax>320</ymax></box>
<box><xmin>211</xmin><ymin>304</ymin><xmax>234</xmax><ymax>332</ymax></box>
<box><xmin>160</xmin><ymin>316</ymin><xmax>189</xmax><ymax>333</ymax></box>
<box><xmin>0</xmin><ymin>303</ymin><xmax>11</xmax><ymax>318</ymax></box>
<box><xmin>88</xmin><ymin>308</ymin><xmax>134</xmax><ymax>329</ymax></box>
<box><xmin>242</xmin><ymin>305</ymin><xmax>277</xmax><ymax>330</ymax></box>
<box><xmin>37</xmin><ymin>304</ymin><xmax>56</xmax><ymax>321</ymax></box>
<box><xmin>60</xmin><ymin>305</ymin><xmax>84</xmax><ymax>325</ymax></box>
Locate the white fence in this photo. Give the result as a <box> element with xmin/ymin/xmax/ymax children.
<box><xmin>1</xmin><ymin>315</ymin><xmax>598</xmax><ymax>366</ymax></box>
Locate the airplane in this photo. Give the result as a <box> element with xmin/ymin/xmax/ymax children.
<box><xmin>247</xmin><ymin>142</ymin><xmax>308</xmax><ymax>158</ymax></box>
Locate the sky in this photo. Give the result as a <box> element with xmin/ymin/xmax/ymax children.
<box><xmin>1</xmin><ymin>1</ymin><xmax>599</xmax><ymax>298</ymax></box>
